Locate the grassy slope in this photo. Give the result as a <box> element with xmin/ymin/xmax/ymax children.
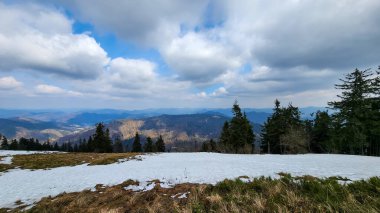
<box><xmin>0</xmin><ymin>153</ymin><xmax>140</xmax><ymax>172</ymax></box>
<box><xmin>2</xmin><ymin>174</ymin><xmax>379</xmax><ymax>213</ymax></box>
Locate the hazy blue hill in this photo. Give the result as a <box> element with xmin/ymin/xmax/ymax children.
<box><xmin>0</xmin><ymin>118</ymin><xmax>59</xmax><ymax>138</ymax></box>
<box><xmin>67</xmin><ymin>112</ymin><xmax>132</xmax><ymax>126</ymax></box>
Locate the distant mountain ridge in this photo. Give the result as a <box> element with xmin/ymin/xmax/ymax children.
<box><xmin>57</xmin><ymin>113</ymin><xmax>262</xmax><ymax>149</ymax></box>
<box><xmin>0</xmin><ymin>107</ymin><xmax>327</xmax><ymax>126</ymax></box>
<box><xmin>0</xmin><ymin>107</ymin><xmax>328</xmax><ymax>143</ymax></box>
<box><xmin>0</xmin><ymin>118</ymin><xmax>71</xmax><ymax>141</ymax></box>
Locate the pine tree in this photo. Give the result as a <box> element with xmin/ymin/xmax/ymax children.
<box><xmin>219</xmin><ymin>121</ymin><xmax>230</xmax><ymax>150</ymax></box>
<box><xmin>93</xmin><ymin>123</ymin><xmax>106</xmax><ymax>152</ymax></box>
<box><xmin>209</xmin><ymin>139</ymin><xmax>217</xmax><ymax>152</ymax></box>
<box><xmin>113</xmin><ymin>136</ymin><xmax>124</xmax><ymax>153</ymax></box>
<box><xmin>261</xmin><ymin>100</ymin><xmax>303</xmax><ymax>154</ymax></box>
<box><xmin>9</xmin><ymin>139</ymin><xmax>18</xmax><ymax>150</ymax></box>
<box><xmin>144</xmin><ymin>137</ymin><xmax>154</xmax><ymax>152</ymax></box>
<box><xmin>92</xmin><ymin>123</ymin><xmax>112</xmax><ymax>152</ymax></box>
<box><xmin>229</xmin><ymin>101</ymin><xmax>247</xmax><ymax>153</ymax></box>
<box><xmin>243</xmin><ymin>112</ymin><xmax>255</xmax><ymax>153</ymax></box>
<box><xmin>155</xmin><ymin>135</ymin><xmax>165</xmax><ymax>152</ymax></box>
<box><xmin>201</xmin><ymin>141</ymin><xmax>209</xmax><ymax>152</ymax></box>
<box><xmin>132</xmin><ymin>132</ymin><xmax>142</xmax><ymax>152</ymax></box>
<box><xmin>87</xmin><ymin>136</ymin><xmax>94</xmax><ymax>152</ymax></box>
<box><xmin>328</xmin><ymin>68</ymin><xmax>376</xmax><ymax>155</ymax></box>
<box><xmin>1</xmin><ymin>136</ymin><xmax>9</xmax><ymax>150</ymax></box>
<box><xmin>310</xmin><ymin>111</ymin><xmax>331</xmax><ymax>153</ymax></box>
<box><xmin>219</xmin><ymin>101</ymin><xmax>255</xmax><ymax>153</ymax></box>
<box><xmin>53</xmin><ymin>142</ymin><xmax>59</xmax><ymax>151</ymax></box>
<box><xmin>104</xmin><ymin>128</ymin><xmax>113</xmax><ymax>152</ymax></box>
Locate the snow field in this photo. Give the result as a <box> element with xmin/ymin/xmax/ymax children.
<box><xmin>0</xmin><ymin>153</ymin><xmax>379</xmax><ymax>208</ymax></box>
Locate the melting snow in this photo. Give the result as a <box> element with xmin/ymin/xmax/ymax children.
<box><xmin>0</xmin><ymin>153</ymin><xmax>380</xmax><ymax>208</ymax></box>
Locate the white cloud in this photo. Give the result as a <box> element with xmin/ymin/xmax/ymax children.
<box><xmin>0</xmin><ymin>76</ymin><xmax>23</xmax><ymax>90</ymax></box>
<box><xmin>0</xmin><ymin>2</ymin><xmax>109</xmax><ymax>79</ymax></box>
<box><xmin>211</xmin><ymin>87</ymin><xmax>228</xmax><ymax>96</ymax></box>
<box><xmin>107</xmin><ymin>58</ymin><xmax>156</xmax><ymax>89</ymax></box>
<box><xmin>35</xmin><ymin>84</ymin><xmax>82</xmax><ymax>96</ymax></box>
<box><xmin>161</xmin><ymin>32</ymin><xmax>241</xmax><ymax>84</ymax></box>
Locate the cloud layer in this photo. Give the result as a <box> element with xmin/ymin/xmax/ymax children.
<box><xmin>1</xmin><ymin>1</ymin><xmax>379</xmax><ymax>109</ymax></box>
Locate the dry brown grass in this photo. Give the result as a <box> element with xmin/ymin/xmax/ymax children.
<box><xmin>1</xmin><ymin>152</ymin><xmax>140</xmax><ymax>172</ymax></box>
<box><xmin>3</xmin><ymin>181</ymin><xmax>201</xmax><ymax>213</ymax></box>
<box><xmin>1</xmin><ymin>174</ymin><xmax>379</xmax><ymax>212</ymax></box>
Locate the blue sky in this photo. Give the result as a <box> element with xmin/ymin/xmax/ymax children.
<box><xmin>0</xmin><ymin>0</ymin><xmax>379</xmax><ymax>109</ymax></box>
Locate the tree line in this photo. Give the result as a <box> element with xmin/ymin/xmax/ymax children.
<box><xmin>260</xmin><ymin>67</ymin><xmax>380</xmax><ymax>155</ymax></box>
<box><xmin>0</xmin><ymin>123</ymin><xmax>166</xmax><ymax>153</ymax></box>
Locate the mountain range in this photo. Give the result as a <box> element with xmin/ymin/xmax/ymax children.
<box><xmin>0</xmin><ymin>107</ymin><xmax>326</xmax><ymax>145</ymax></box>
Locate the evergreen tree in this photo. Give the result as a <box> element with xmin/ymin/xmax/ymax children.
<box><xmin>53</xmin><ymin>142</ymin><xmax>59</xmax><ymax>151</ymax></box>
<box><xmin>1</xmin><ymin>136</ymin><xmax>9</xmax><ymax>150</ymax></box>
<box><xmin>328</xmin><ymin>68</ymin><xmax>376</xmax><ymax>155</ymax></box>
<box><xmin>229</xmin><ymin>101</ymin><xmax>246</xmax><ymax>153</ymax></box>
<box><xmin>104</xmin><ymin>128</ymin><xmax>113</xmax><ymax>152</ymax></box>
<box><xmin>201</xmin><ymin>141</ymin><xmax>209</xmax><ymax>152</ymax></box>
<box><xmin>155</xmin><ymin>135</ymin><xmax>165</xmax><ymax>152</ymax></box>
<box><xmin>310</xmin><ymin>111</ymin><xmax>331</xmax><ymax>153</ymax></box>
<box><xmin>219</xmin><ymin>121</ymin><xmax>230</xmax><ymax>148</ymax></box>
<box><xmin>261</xmin><ymin>100</ymin><xmax>303</xmax><ymax>154</ymax></box>
<box><xmin>93</xmin><ymin>123</ymin><xmax>105</xmax><ymax>152</ymax></box>
<box><xmin>132</xmin><ymin>132</ymin><xmax>142</xmax><ymax>152</ymax></box>
<box><xmin>113</xmin><ymin>136</ymin><xmax>124</xmax><ymax>153</ymax></box>
<box><xmin>67</xmin><ymin>142</ymin><xmax>73</xmax><ymax>152</ymax></box>
<box><xmin>219</xmin><ymin>101</ymin><xmax>255</xmax><ymax>153</ymax></box>
<box><xmin>144</xmin><ymin>137</ymin><xmax>154</xmax><ymax>152</ymax></box>
<box><xmin>9</xmin><ymin>139</ymin><xmax>18</xmax><ymax>150</ymax></box>
<box><xmin>87</xmin><ymin>136</ymin><xmax>94</xmax><ymax>152</ymax></box>
<box><xmin>209</xmin><ymin>139</ymin><xmax>217</xmax><ymax>152</ymax></box>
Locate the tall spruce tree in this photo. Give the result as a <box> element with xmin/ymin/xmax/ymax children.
<box><xmin>144</xmin><ymin>137</ymin><xmax>154</xmax><ymax>152</ymax></box>
<box><xmin>219</xmin><ymin>101</ymin><xmax>255</xmax><ymax>153</ymax></box>
<box><xmin>328</xmin><ymin>68</ymin><xmax>376</xmax><ymax>155</ymax></box>
<box><xmin>113</xmin><ymin>136</ymin><xmax>123</xmax><ymax>153</ymax></box>
<box><xmin>93</xmin><ymin>123</ymin><xmax>106</xmax><ymax>152</ymax></box>
<box><xmin>219</xmin><ymin>121</ymin><xmax>230</xmax><ymax>149</ymax></box>
<box><xmin>104</xmin><ymin>128</ymin><xmax>113</xmax><ymax>152</ymax></box>
<box><xmin>155</xmin><ymin>135</ymin><xmax>165</xmax><ymax>152</ymax></box>
<box><xmin>132</xmin><ymin>132</ymin><xmax>142</xmax><ymax>152</ymax></box>
<box><xmin>1</xmin><ymin>136</ymin><xmax>9</xmax><ymax>150</ymax></box>
<box><xmin>310</xmin><ymin>111</ymin><xmax>331</xmax><ymax>153</ymax></box>
<box><xmin>87</xmin><ymin>136</ymin><xmax>94</xmax><ymax>152</ymax></box>
<box><xmin>261</xmin><ymin>100</ymin><xmax>304</xmax><ymax>154</ymax></box>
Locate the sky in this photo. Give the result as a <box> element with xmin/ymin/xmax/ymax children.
<box><xmin>0</xmin><ymin>0</ymin><xmax>379</xmax><ymax>109</ymax></box>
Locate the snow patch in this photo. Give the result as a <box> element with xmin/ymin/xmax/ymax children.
<box><xmin>172</xmin><ymin>192</ymin><xmax>189</xmax><ymax>199</ymax></box>
<box><xmin>0</xmin><ymin>155</ymin><xmax>13</xmax><ymax>164</ymax></box>
<box><xmin>0</xmin><ymin>150</ymin><xmax>62</xmax><ymax>156</ymax></box>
